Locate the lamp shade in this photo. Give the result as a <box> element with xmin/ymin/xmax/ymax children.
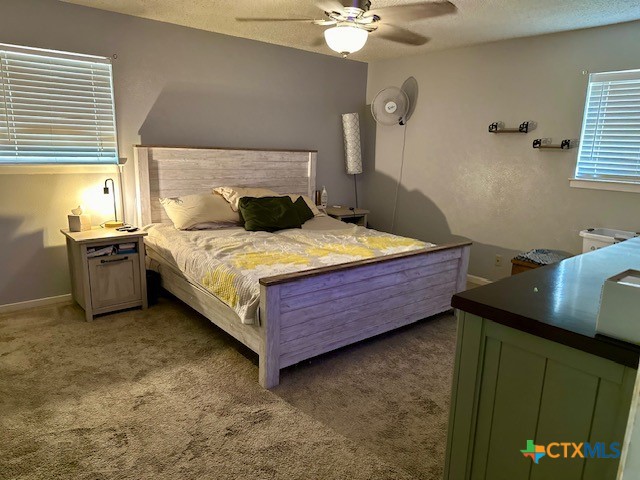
<box><xmin>324</xmin><ymin>26</ymin><xmax>368</xmax><ymax>56</ymax></box>
<box><xmin>342</xmin><ymin>112</ymin><xmax>363</xmax><ymax>175</ymax></box>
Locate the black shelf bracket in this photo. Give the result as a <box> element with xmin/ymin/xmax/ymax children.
<box><xmin>533</xmin><ymin>138</ymin><xmax>577</xmax><ymax>150</ymax></box>
<box><xmin>489</xmin><ymin>121</ymin><xmax>533</xmax><ymax>134</ymax></box>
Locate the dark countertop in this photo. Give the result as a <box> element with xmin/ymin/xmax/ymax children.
<box><xmin>452</xmin><ymin>238</ymin><xmax>640</xmax><ymax>368</ymax></box>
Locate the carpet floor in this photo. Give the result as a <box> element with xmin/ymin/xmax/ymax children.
<box><xmin>0</xmin><ymin>296</ymin><xmax>456</xmax><ymax>480</ymax></box>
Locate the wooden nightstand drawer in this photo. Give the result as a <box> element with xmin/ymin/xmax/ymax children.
<box><xmin>88</xmin><ymin>253</ymin><xmax>142</xmax><ymax>311</ymax></box>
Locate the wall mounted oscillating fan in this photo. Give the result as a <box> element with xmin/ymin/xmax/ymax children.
<box><xmin>371</xmin><ymin>78</ymin><xmax>419</xmax><ymax>232</ymax></box>
<box><xmin>371</xmin><ymin>87</ymin><xmax>410</xmax><ymax>126</ymax></box>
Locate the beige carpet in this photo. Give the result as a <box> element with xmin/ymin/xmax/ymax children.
<box><xmin>0</xmin><ymin>296</ymin><xmax>456</xmax><ymax>480</ymax></box>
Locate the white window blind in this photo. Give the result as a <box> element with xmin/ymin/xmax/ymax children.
<box><xmin>0</xmin><ymin>44</ymin><xmax>117</xmax><ymax>164</ymax></box>
<box><xmin>575</xmin><ymin>69</ymin><xmax>640</xmax><ymax>183</ymax></box>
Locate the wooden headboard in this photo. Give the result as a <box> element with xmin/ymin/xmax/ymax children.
<box><xmin>134</xmin><ymin>145</ymin><xmax>317</xmax><ymax>225</ymax></box>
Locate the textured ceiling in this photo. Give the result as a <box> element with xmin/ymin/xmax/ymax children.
<box><xmin>59</xmin><ymin>0</ymin><xmax>640</xmax><ymax>62</ymax></box>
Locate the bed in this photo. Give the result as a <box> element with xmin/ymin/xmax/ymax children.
<box><xmin>135</xmin><ymin>145</ymin><xmax>471</xmax><ymax>388</ymax></box>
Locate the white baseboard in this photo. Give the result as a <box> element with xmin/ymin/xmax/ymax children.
<box><xmin>0</xmin><ymin>294</ymin><xmax>73</xmax><ymax>314</ymax></box>
<box><xmin>467</xmin><ymin>274</ymin><xmax>492</xmax><ymax>287</ymax></box>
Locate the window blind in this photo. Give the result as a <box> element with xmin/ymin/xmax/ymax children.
<box><xmin>0</xmin><ymin>44</ymin><xmax>117</xmax><ymax>164</ymax></box>
<box><xmin>575</xmin><ymin>69</ymin><xmax>640</xmax><ymax>183</ymax></box>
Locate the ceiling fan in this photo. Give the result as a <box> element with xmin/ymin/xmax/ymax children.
<box><xmin>236</xmin><ymin>1</ymin><xmax>457</xmax><ymax>58</ymax></box>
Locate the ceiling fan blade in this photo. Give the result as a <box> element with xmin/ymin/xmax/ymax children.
<box><xmin>313</xmin><ymin>19</ymin><xmax>338</xmax><ymax>26</ymax></box>
<box><xmin>236</xmin><ymin>17</ymin><xmax>315</xmax><ymax>23</ymax></box>
<box><xmin>315</xmin><ymin>0</ymin><xmax>346</xmax><ymax>14</ymax></box>
<box><xmin>365</xmin><ymin>1</ymin><xmax>456</xmax><ymax>23</ymax></box>
<box><xmin>372</xmin><ymin>24</ymin><xmax>430</xmax><ymax>45</ymax></box>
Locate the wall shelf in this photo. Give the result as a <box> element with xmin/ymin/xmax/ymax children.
<box><xmin>533</xmin><ymin>138</ymin><xmax>577</xmax><ymax>150</ymax></box>
<box><xmin>488</xmin><ymin>121</ymin><xmax>534</xmax><ymax>134</ymax></box>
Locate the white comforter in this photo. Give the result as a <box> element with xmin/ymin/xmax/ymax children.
<box><xmin>144</xmin><ymin>217</ymin><xmax>433</xmax><ymax>324</ymax></box>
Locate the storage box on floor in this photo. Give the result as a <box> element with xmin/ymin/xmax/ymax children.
<box><xmin>579</xmin><ymin>228</ymin><xmax>639</xmax><ymax>253</ymax></box>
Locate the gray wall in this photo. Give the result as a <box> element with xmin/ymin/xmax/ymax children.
<box><xmin>0</xmin><ymin>0</ymin><xmax>367</xmax><ymax>305</ymax></box>
<box><xmin>365</xmin><ymin>21</ymin><xmax>640</xmax><ymax>281</ymax></box>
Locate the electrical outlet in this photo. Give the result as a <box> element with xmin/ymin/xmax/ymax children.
<box><xmin>495</xmin><ymin>254</ymin><xmax>503</xmax><ymax>267</ymax></box>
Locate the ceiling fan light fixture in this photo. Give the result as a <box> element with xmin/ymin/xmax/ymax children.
<box><xmin>324</xmin><ymin>25</ymin><xmax>368</xmax><ymax>57</ymax></box>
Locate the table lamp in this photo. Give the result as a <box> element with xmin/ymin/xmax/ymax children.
<box><xmin>103</xmin><ymin>178</ymin><xmax>123</xmax><ymax>228</ymax></box>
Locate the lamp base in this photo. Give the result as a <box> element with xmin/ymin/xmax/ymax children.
<box><xmin>104</xmin><ymin>220</ymin><xmax>124</xmax><ymax>229</ymax></box>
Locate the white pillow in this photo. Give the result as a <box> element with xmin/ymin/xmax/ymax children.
<box><xmin>213</xmin><ymin>186</ymin><xmax>323</xmax><ymax>216</ymax></box>
<box><xmin>288</xmin><ymin>194</ymin><xmax>323</xmax><ymax>217</ymax></box>
<box><xmin>159</xmin><ymin>193</ymin><xmax>240</xmax><ymax>230</ymax></box>
<box><xmin>213</xmin><ymin>187</ymin><xmax>279</xmax><ymax>211</ymax></box>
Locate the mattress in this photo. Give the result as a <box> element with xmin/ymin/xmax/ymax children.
<box><xmin>144</xmin><ymin>216</ymin><xmax>433</xmax><ymax>325</ymax></box>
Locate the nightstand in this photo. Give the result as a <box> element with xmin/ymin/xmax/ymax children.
<box><xmin>326</xmin><ymin>206</ymin><xmax>369</xmax><ymax>227</ymax></box>
<box><xmin>61</xmin><ymin>228</ymin><xmax>148</xmax><ymax>321</ymax></box>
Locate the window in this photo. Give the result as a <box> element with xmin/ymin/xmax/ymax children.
<box><xmin>0</xmin><ymin>44</ymin><xmax>117</xmax><ymax>165</ymax></box>
<box><xmin>573</xmin><ymin>68</ymin><xmax>640</xmax><ymax>192</ymax></box>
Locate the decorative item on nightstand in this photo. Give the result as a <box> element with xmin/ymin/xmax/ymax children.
<box><xmin>67</xmin><ymin>205</ymin><xmax>91</xmax><ymax>232</ymax></box>
<box><xmin>320</xmin><ymin>186</ymin><xmax>328</xmax><ymax>209</ymax></box>
<box><xmin>103</xmin><ymin>178</ymin><xmax>124</xmax><ymax>228</ymax></box>
<box><xmin>342</xmin><ymin>112</ymin><xmax>363</xmax><ymax>208</ymax></box>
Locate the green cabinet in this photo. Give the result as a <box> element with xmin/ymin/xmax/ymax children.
<box><xmin>445</xmin><ymin>312</ymin><xmax>636</xmax><ymax>480</ymax></box>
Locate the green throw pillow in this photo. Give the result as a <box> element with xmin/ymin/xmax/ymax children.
<box><xmin>292</xmin><ymin>195</ymin><xmax>314</xmax><ymax>223</ymax></box>
<box><xmin>239</xmin><ymin>196</ymin><xmax>302</xmax><ymax>232</ymax></box>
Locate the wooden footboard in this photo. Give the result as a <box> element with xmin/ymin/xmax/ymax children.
<box><xmin>258</xmin><ymin>242</ymin><xmax>471</xmax><ymax>388</ymax></box>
